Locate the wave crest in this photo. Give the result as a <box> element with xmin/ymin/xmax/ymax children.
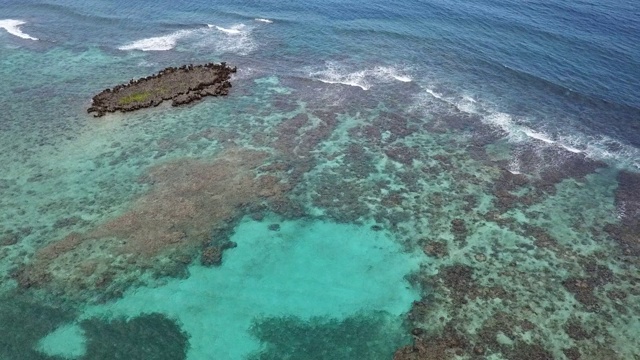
<box><xmin>118</xmin><ymin>29</ymin><xmax>193</xmax><ymax>51</ymax></box>
<box><xmin>0</xmin><ymin>19</ymin><xmax>38</xmax><ymax>41</ymax></box>
<box><xmin>118</xmin><ymin>23</ymin><xmax>256</xmax><ymax>55</ymax></box>
<box><xmin>203</xmin><ymin>23</ymin><xmax>256</xmax><ymax>55</ymax></box>
<box><xmin>308</xmin><ymin>63</ymin><xmax>412</xmax><ymax>90</ymax></box>
<box><xmin>414</xmin><ymin>87</ymin><xmax>640</xmax><ymax>170</ymax></box>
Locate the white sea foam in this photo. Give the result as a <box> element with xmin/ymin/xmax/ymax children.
<box><xmin>210</xmin><ymin>24</ymin><xmax>244</xmax><ymax>35</ymax></box>
<box><xmin>560</xmin><ymin>144</ymin><xmax>583</xmax><ymax>153</ymax></box>
<box><xmin>119</xmin><ymin>23</ymin><xmax>256</xmax><ymax>55</ymax></box>
<box><xmin>118</xmin><ymin>29</ymin><xmax>193</xmax><ymax>51</ymax></box>
<box><xmin>309</xmin><ymin>63</ymin><xmax>412</xmax><ymax>90</ymax></box>
<box><xmin>414</xmin><ymin>85</ymin><xmax>640</xmax><ymax>170</ymax></box>
<box><xmin>0</xmin><ymin>19</ymin><xmax>38</xmax><ymax>40</ymax></box>
<box><xmin>254</xmin><ymin>18</ymin><xmax>273</xmax><ymax>23</ymax></box>
<box><xmin>426</xmin><ymin>89</ymin><xmax>443</xmax><ymax>100</ymax></box>
<box><xmin>201</xmin><ymin>23</ymin><xmax>256</xmax><ymax>55</ymax></box>
<box><xmin>523</xmin><ymin>129</ymin><xmax>554</xmax><ymax>144</ymax></box>
<box><xmin>463</xmin><ymin>95</ymin><xmax>476</xmax><ymax>103</ymax></box>
<box><xmin>480</xmin><ymin>111</ymin><xmax>640</xmax><ymax>167</ymax></box>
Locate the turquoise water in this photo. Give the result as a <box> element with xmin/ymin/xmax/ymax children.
<box><xmin>37</xmin><ymin>217</ymin><xmax>420</xmax><ymax>359</ymax></box>
<box><xmin>1</xmin><ymin>0</ymin><xmax>639</xmax><ymax>359</ymax></box>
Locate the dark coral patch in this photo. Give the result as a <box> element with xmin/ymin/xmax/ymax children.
<box><xmin>201</xmin><ymin>241</ymin><xmax>237</xmax><ymax>267</ymax></box>
<box><xmin>537</xmin><ymin>149</ymin><xmax>607</xmax><ymax>187</ymax></box>
<box><xmin>348</xmin><ymin>112</ymin><xmax>417</xmax><ymax>147</ymax></box>
<box><xmin>0</xmin><ymin>296</ymin><xmax>75</xmax><ymax>360</ymax></box>
<box><xmin>489</xmin><ymin>145</ymin><xmax>607</xmax><ymax>212</ymax></box>
<box><xmin>437</xmin><ymin>264</ymin><xmax>476</xmax><ymax>305</ymax></box>
<box><xmin>385</xmin><ymin>144</ymin><xmax>421</xmax><ymax>165</ymax></box>
<box><xmin>615</xmin><ymin>171</ymin><xmax>640</xmax><ymax>223</ymax></box>
<box><xmin>311</xmin><ymin>174</ymin><xmax>371</xmax><ymax>222</ymax></box>
<box><xmin>422</xmin><ymin>240</ymin><xmax>449</xmax><ymax>258</ymax></box>
<box><xmin>561</xmin><ymin>264</ymin><xmax>614</xmax><ymax>312</ymax></box>
<box><xmin>563</xmin><ymin>347</ymin><xmax>582</xmax><ymax>360</ymax></box>
<box><xmin>249</xmin><ymin>314</ymin><xmax>409</xmax><ymax>360</ymax></box>
<box><xmin>475</xmin><ymin>313</ymin><xmax>554</xmax><ymax>360</ymax></box>
<box><xmin>605</xmin><ymin>170</ymin><xmax>640</xmax><ymax>256</ymax></box>
<box><xmin>80</xmin><ymin>313</ymin><xmax>189</xmax><ymax>360</ymax></box>
<box><xmin>343</xmin><ymin>144</ymin><xmax>377</xmax><ymax>178</ymax></box>
<box><xmin>393</xmin><ymin>324</ymin><xmax>468</xmax><ymax>360</ymax></box>
<box><xmin>564</xmin><ymin>318</ymin><xmax>594</xmax><ymax>341</ymax></box>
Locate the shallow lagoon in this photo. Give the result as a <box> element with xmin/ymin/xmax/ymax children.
<box><xmin>1</xmin><ymin>0</ymin><xmax>640</xmax><ymax>359</ymax></box>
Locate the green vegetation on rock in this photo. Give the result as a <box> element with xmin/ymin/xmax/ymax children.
<box><xmin>118</xmin><ymin>91</ymin><xmax>152</xmax><ymax>105</ymax></box>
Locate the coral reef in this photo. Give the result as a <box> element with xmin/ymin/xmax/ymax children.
<box><xmin>605</xmin><ymin>170</ymin><xmax>640</xmax><ymax>255</ymax></box>
<box><xmin>0</xmin><ymin>295</ymin><xmax>74</xmax><ymax>360</ymax></box>
<box><xmin>15</xmin><ymin>148</ymin><xmax>289</xmax><ymax>298</ymax></box>
<box><xmin>282</xmin><ymin>98</ymin><xmax>640</xmax><ymax>358</ymax></box>
<box><xmin>393</xmin><ymin>325</ymin><xmax>468</xmax><ymax>360</ymax></box>
<box><xmin>4</xmin><ymin>71</ymin><xmax>640</xmax><ymax>359</ymax></box>
<box><xmin>80</xmin><ymin>313</ymin><xmax>189</xmax><ymax>360</ymax></box>
<box><xmin>248</xmin><ymin>313</ymin><xmax>409</xmax><ymax>360</ymax></box>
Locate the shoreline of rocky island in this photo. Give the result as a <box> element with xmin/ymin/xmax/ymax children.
<box><xmin>87</xmin><ymin>62</ymin><xmax>236</xmax><ymax>117</ymax></box>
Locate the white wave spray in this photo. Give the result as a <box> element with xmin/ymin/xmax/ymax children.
<box><xmin>118</xmin><ymin>29</ymin><xmax>193</xmax><ymax>51</ymax></box>
<box><xmin>308</xmin><ymin>62</ymin><xmax>412</xmax><ymax>90</ymax></box>
<box><xmin>202</xmin><ymin>23</ymin><xmax>256</xmax><ymax>55</ymax></box>
<box><xmin>0</xmin><ymin>19</ymin><xmax>38</xmax><ymax>41</ymax></box>
<box><xmin>118</xmin><ymin>23</ymin><xmax>256</xmax><ymax>55</ymax></box>
<box><xmin>414</xmin><ymin>86</ymin><xmax>640</xmax><ymax>170</ymax></box>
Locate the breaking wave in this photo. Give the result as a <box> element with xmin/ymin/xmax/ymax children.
<box><xmin>209</xmin><ymin>24</ymin><xmax>243</xmax><ymax>35</ymax></box>
<box><xmin>118</xmin><ymin>29</ymin><xmax>195</xmax><ymax>51</ymax></box>
<box><xmin>0</xmin><ymin>19</ymin><xmax>38</xmax><ymax>41</ymax></box>
<box><xmin>414</xmin><ymin>86</ymin><xmax>640</xmax><ymax>170</ymax></box>
<box><xmin>118</xmin><ymin>23</ymin><xmax>256</xmax><ymax>55</ymax></box>
<box><xmin>202</xmin><ymin>23</ymin><xmax>256</xmax><ymax>55</ymax></box>
<box><xmin>307</xmin><ymin>63</ymin><xmax>412</xmax><ymax>90</ymax></box>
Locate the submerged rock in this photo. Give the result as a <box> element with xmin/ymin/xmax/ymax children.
<box><xmin>87</xmin><ymin>62</ymin><xmax>236</xmax><ymax>117</ymax></box>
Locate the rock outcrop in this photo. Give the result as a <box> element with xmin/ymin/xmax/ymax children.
<box><xmin>87</xmin><ymin>62</ymin><xmax>236</xmax><ymax>117</ymax></box>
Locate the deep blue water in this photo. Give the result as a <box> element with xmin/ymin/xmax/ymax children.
<box><xmin>1</xmin><ymin>0</ymin><xmax>640</xmax><ymax>359</ymax></box>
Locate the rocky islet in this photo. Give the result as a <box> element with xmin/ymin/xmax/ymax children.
<box><xmin>87</xmin><ymin>62</ymin><xmax>236</xmax><ymax>117</ymax></box>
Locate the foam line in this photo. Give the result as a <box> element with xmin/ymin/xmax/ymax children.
<box><xmin>118</xmin><ymin>29</ymin><xmax>193</xmax><ymax>51</ymax></box>
<box><xmin>309</xmin><ymin>64</ymin><xmax>412</xmax><ymax>90</ymax></box>
<box><xmin>0</xmin><ymin>19</ymin><xmax>38</xmax><ymax>40</ymax></box>
<box><xmin>203</xmin><ymin>23</ymin><xmax>256</xmax><ymax>55</ymax></box>
<box><xmin>418</xmin><ymin>87</ymin><xmax>640</xmax><ymax>169</ymax></box>
<box><xmin>211</xmin><ymin>24</ymin><xmax>244</xmax><ymax>35</ymax></box>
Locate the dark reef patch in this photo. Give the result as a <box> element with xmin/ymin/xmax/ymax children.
<box><xmin>80</xmin><ymin>313</ymin><xmax>189</xmax><ymax>360</ymax></box>
<box><xmin>88</xmin><ymin>62</ymin><xmax>236</xmax><ymax>117</ymax></box>
<box><xmin>248</xmin><ymin>313</ymin><xmax>409</xmax><ymax>360</ymax></box>
<box><xmin>605</xmin><ymin>170</ymin><xmax>640</xmax><ymax>256</ymax></box>
<box><xmin>385</xmin><ymin>144</ymin><xmax>421</xmax><ymax>165</ymax></box>
<box><xmin>561</xmin><ymin>271</ymin><xmax>607</xmax><ymax>312</ymax></box>
<box><xmin>393</xmin><ymin>324</ymin><xmax>468</xmax><ymax>360</ymax></box>
<box><xmin>564</xmin><ymin>317</ymin><xmax>594</xmax><ymax>341</ymax></box>
<box><xmin>0</xmin><ymin>295</ymin><xmax>74</xmax><ymax>360</ymax></box>
<box><xmin>422</xmin><ymin>240</ymin><xmax>449</xmax><ymax>258</ymax></box>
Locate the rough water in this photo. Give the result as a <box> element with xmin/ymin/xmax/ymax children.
<box><xmin>0</xmin><ymin>0</ymin><xmax>639</xmax><ymax>359</ymax></box>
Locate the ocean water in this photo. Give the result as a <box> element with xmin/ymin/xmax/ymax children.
<box><xmin>0</xmin><ymin>0</ymin><xmax>639</xmax><ymax>359</ymax></box>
